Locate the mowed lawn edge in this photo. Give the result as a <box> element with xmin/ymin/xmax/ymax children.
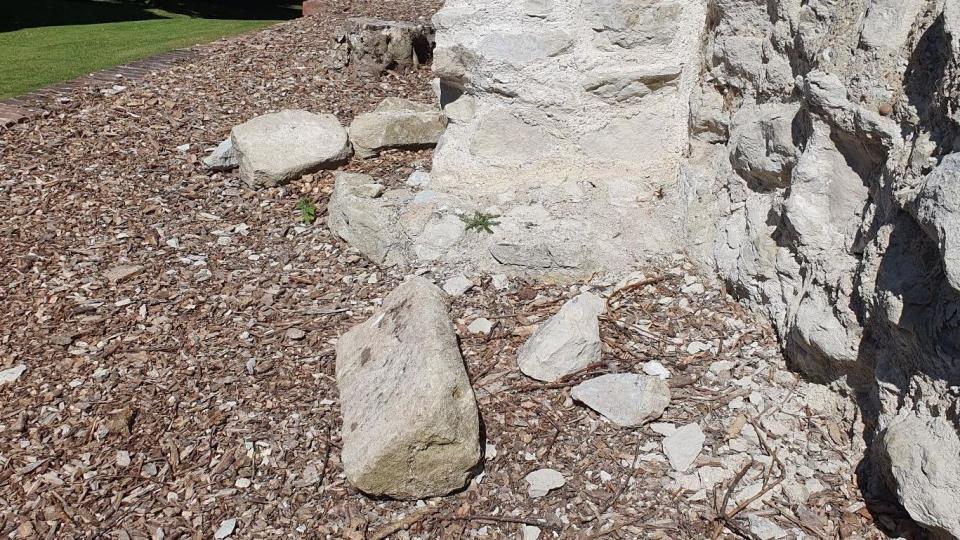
<box><xmin>0</xmin><ymin>16</ymin><xmax>278</xmax><ymax>99</ymax></box>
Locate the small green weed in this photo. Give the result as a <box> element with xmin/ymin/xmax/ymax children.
<box><xmin>460</xmin><ymin>211</ymin><xmax>500</xmax><ymax>234</ymax></box>
<box><xmin>296</xmin><ymin>198</ymin><xmax>317</xmax><ymax>225</ymax></box>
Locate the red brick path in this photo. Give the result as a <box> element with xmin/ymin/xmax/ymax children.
<box><xmin>0</xmin><ymin>48</ymin><xmax>196</xmax><ymax>128</ymax></box>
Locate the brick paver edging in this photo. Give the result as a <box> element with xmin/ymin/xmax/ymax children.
<box><xmin>0</xmin><ymin>48</ymin><xmax>196</xmax><ymax>128</ymax></box>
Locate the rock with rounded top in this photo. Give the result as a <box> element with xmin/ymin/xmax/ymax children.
<box><xmin>231</xmin><ymin>110</ymin><xmax>351</xmax><ymax>188</ymax></box>
<box><xmin>571</xmin><ymin>373</ymin><xmax>670</xmax><ymax>427</ymax></box>
<box><xmin>518</xmin><ymin>292</ymin><xmax>606</xmax><ymax>382</ymax></box>
<box><xmin>349</xmin><ymin>98</ymin><xmax>447</xmax><ymax>158</ymax></box>
<box><xmin>335</xmin><ymin>277</ymin><xmax>481</xmax><ymax>499</ymax></box>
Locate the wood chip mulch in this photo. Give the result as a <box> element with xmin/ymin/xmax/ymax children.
<box><xmin>0</xmin><ymin>1</ymin><xmax>912</xmax><ymax>538</ymax></box>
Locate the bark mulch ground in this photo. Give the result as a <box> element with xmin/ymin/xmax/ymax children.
<box><xmin>0</xmin><ymin>1</ymin><xmax>914</xmax><ymax>539</ymax></box>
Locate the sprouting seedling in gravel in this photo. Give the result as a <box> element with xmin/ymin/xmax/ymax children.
<box><xmin>460</xmin><ymin>211</ymin><xmax>500</xmax><ymax>234</ymax></box>
<box><xmin>296</xmin><ymin>197</ymin><xmax>317</xmax><ymax>225</ymax></box>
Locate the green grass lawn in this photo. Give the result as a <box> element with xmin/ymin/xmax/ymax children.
<box><xmin>0</xmin><ymin>1</ymin><xmax>300</xmax><ymax>99</ymax></box>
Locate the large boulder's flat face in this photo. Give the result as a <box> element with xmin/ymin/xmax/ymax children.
<box><xmin>335</xmin><ymin>277</ymin><xmax>481</xmax><ymax>499</ymax></box>
<box><xmin>230</xmin><ymin>110</ymin><xmax>351</xmax><ymax>188</ymax></box>
<box><xmin>349</xmin><ymin>98</ymin><xmax>447</xmax><ymax>158</ymax></box>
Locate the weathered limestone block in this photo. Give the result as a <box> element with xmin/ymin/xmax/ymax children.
<box><xmin>327</xmin><ymin>173</ymin><xmax>411</xmax><ymax>266</ymax></box>
<box><xmin>910</xmin><ymin>154</ymin><xmax>960</xmax><ymax>293</ymax></box>
<box><xmin>881</xmin><ymin>407</ymin><xmax>960</xmax><ymax>538</ymax></box>
<box><xmin>349</xmin><ymin>98</ymin><xmax>448</xmax><ymax>158</ymax></box>
<box><xmin>728</xmin><ymin>102</ymin><xmax>798</xmax><ymax>190</ymax></box>
<box><xmin>231</xmin><ymin>110</ymin><xmax>350</xmax><ymax>188</ymax></box>
<box><xmin>335</xmin><ymin>277</ymin><xmax>481</xmax><ymax>499</ymax></box>
<box><xmin>518</xmin><ymin>293</ymin><xmax>606</xmax><ymax>381</ymax></box>
<box><xmin>334</xmin><ymin>17</ymin><xmax>434</xmax><ymax>74</ymax></box>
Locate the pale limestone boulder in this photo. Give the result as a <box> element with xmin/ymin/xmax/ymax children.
<box><xmin>518</xmin><ymin>292</ymin><xmax>606</xmax><ymax>382</ymax></box>
<box><xmin>881</xmin><ymin>408</ymin><xmax>960</xmax><ymax>537</ymax></box>
<box><xmin>231</xmin><ymin>110</ymin><xmax>350</xmax><ymax>187</ymax></box>
<box><xmin>326</xmin><ymin>172</ymin><xmax>411</xmax><ymax>267</ymax></box>
<box><xmin>335</xmin><ymin>277</ymin><xmax>481</xmax><ymax>499</ymax></box>
<box><xmin>910</xmin><ymin>153</ymin><xmax>960</xmax><ymax>292</ymax></box>
<box><xmin>349</xmin><ymin>98</ymin><xmax>447</xmax><ymax>158</ymax></box>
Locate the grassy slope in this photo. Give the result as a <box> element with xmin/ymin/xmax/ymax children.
<box><xmin>0</xmin><ymin>3</ymin><xmax>285</xmax><ymax>99</ymax></box>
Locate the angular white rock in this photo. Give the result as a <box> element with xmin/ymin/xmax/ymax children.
<box><xmin>518</xmin><ymin>293</ymin><xmax>606</xmax><ymax>382</ymax></box>
<box><xmin>443</xmin><ymin>274</ymin><xmax>473</xmax><ymax>296</ymax></box>
<box><xmin>335</xmin><ymin>277</ymin><xmax>481</xmax><ymax>499</ymax></box>
<box><xmin>202</xmin><ymin>138</ymin><xmax>240</xmax><ymax>171</ymax></box>
<box><xmin>663</xmin><ymin>423</ymin><xmax>705</xmax><ymax>472</ymax></box>
<box><xmin>467</xmin><ymin>317</ymin><xmax>493</xmax><ymax>335</ymax></box>
<box><xmin>525</xmin><ymin>468</ymin><xmax>566</xmax><ymax>498</ymax></box>
<box><xmin>0</xmin><ymin>364</ymin><xmax>26</xmax><ymax>385</ymax></box>
<box><xmin>214</xmin><ymin>518</ymin><xmax>237</xmax><ymax>539</ymax></box>
<box><xmin>571</xmin><ymin>373</ymin><xmax>670</xmax><ymax>427</ymax></box>
<box><xmin>642</xmin><ymin>360</ymin><xmax>671</xmax><ymax>379</ymax></box>
<box><xmin>231</xmin><ymin>110</ymin><xmax>351</xmax><ymax>188</ymax></box>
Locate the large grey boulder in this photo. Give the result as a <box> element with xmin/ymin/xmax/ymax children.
<box><xmin>349</xmin><ymin>98</ymin><xmax>448</xmax><ymax>158</ymax></box>
<box><xmin>231</xmin><ymin>110</ymin><xmax>351</xmax><ymax>188</ymax></box>
<box><xmin>326</xmin><ymin>172</ymin><xmax>411</xmax><ymax>267</ymax></box>
<box><xmin>517</xmin><ymin>292</ymin><xmax>606</xmax><ymax>382</ymax></box>
<box><xmin>881</xmin><ymin>408</ymin><xmax>960</xmax><ymax>538</ymax></box>
<box><xmin>571</xmin><ymin>373</ymin><xmax>670</xmax><ymax>427</ymax></box>
<box><xmin>335</xmin><ymin>277</ymin><xmax>481</xmax><ymax>499</ymax></box>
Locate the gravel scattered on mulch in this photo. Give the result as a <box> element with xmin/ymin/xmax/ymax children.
<box><xmin>0</xmin><ymin>2</ymin><xmax>915</xmax><ymax>539</ymax></box>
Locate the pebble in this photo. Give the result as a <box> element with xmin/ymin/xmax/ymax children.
<box><xmin>406</xmin><ymin>170</ymin><xmax>432</xmax><ymax>188</ymax></box>
<box><xmin>491</xmin><ymin>273</ymin><xmax>510</xmax><ymax>290</ymax></box>
<box><xmin>467</xmin><ymin>317</ymin><xmax>493</xmax><ymax>335</ymax></box>
<box><xmin>686</xmin><ymin>341</ymin><xmax>712</xmax><ymax>354</ymax></box>
<box><xmin>443</xmin><ymin>274</ymin><xmax>473</xmax><ymax>296</ymax></box>
<box><xmin>663</xmin><ymin>423</ymin><xmax>705</xmax><ymax>472</ymax></box>
<box><xmin>748</xmin><ymin>515</ymin><xmax>788</xmax><ymax>540</ymax></box>
<box><xmin>286</xmin><ymin>328</ymin><xmax>306</xmax><ymax>340</ymax></box>
<box><xmin>0</xmin><ymin>364</ymin><xmax>27</xmax><ymax>385</ymax></box>
<box><xmin>650</xmin><ymin>422</ymin><xmax>676</xmax><ymax>436</ymax></box>
<box><xmin>522</xmin><ymin>525</ymin><xmax>542</xmax><ymax>540</ymax></box>
<box><xmin>116</xmin><ymin>451</ymin><xmax>131</xmax><ymax>467</ymax></box>
<box><xmin>214</xmin><ymin>518</ymin><xmax>237</xmax><ymax>539</ymax></box>
<box><xmin>525</xmin><ymin>468</ymin><xmax>566</xmax><ymax>498</ymax></box>
<box><xmin>235</xmin><ymin>478</ymin><xmax>251</xmax><ymax>488</ymax></box>
<box><xmin>642</xmin><ymin>360</ymin><xmax>671</xmax><ymax>379</ymax></box>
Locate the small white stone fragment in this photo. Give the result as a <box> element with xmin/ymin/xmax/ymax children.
<box><xmin>522</xmin><ymin>525</ymin><xmax>542</xmax><ymax>540</ymax></box>
<box><xmin>235</xmin><ymin>478</ymin><xmax>251</xmax><ymax>488</ymax></box>
<box><xmin>525</xmin><ymin>468</ymin><xmax>566</xmax><ymax>498</ymax></box>
<box><xmin>214</xmin><ymin>518</ymin><xmax>237</xmax><ymax>539</ymax></box>
<box><xmin>406</xmin><ymin>170</ymin><xmax>432</xmax><ymax>188</ymax></box>
<box><xmin>663</xmin><ymin>423</ymin><xmax>705</xmax><ymax>472</ymax></box>
<box><xmin>467</xmin><ymin>318</ymin><xmax>493</xmax><ymax>335</ymax></box>
<box><xmin>491</xmin><ymin>274</ymin><xmax>510</xmax><ymax>290</ymax></box>
<box><xmin>485</xmin><ymin>443</ymin><xmax>498</xmax><ymax>459</ymax></box>
<box><xmin>443</xmin><ymin>274</ymin><xmax>473</xmax><ymax>296</ymax></box>
<box><xmin>747</xmin><ymin>515</ymin><xmax>788</xmax><ymax>540</ymax></box>
<box><xmin>0</xmin><ymin>364</ymin><xmax>26</xmax><ymax>385</ymax></box>
<box><xmin>686</xmin><ymin>341</ymin><xmax>711</xmax><ymax>354</ymax></box>
<box><xmin>116</xmin><ymin>451</ymin><xmax>131</xmax><ymax>467</ymax></box>
<box><xmin>642</xmin><ymin>361</ymin><xmax>671</xmax><ymax>379</ymax></box>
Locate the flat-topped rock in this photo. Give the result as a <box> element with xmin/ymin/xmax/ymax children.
<box><xmin>349</xmin><ymin>98</ymin><xmax>447</xmax><ymax>158</ymax></box>
<box><xmin>571</xmin><ymin>373</ymin><xmax>670</xmax><ymax>427</ymax></box>
<box><xmin>335</xmin><ymin>277</ymin><xmax>481</xmax><ymax>499</ymax></box>
<box><xmin>231</xmin><ymin>110</ymin><xmax>351</xmax><ymax>188</ymax></box>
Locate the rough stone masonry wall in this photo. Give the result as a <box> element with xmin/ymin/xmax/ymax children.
<box><xmin>426</xmin><ymin>0</ymin><xmax>960</xmax><ymax>536</ymax></box>
<box><xmin>683</xmin><ymin>0</ymin><xmax>960</xmax><ymax>536</ymax></box>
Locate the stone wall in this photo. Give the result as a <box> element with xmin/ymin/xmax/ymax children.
<box><xmin>683</xmin><ymin>0</ymin><xmax>960</xmax><ymax>535</ymax></box>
